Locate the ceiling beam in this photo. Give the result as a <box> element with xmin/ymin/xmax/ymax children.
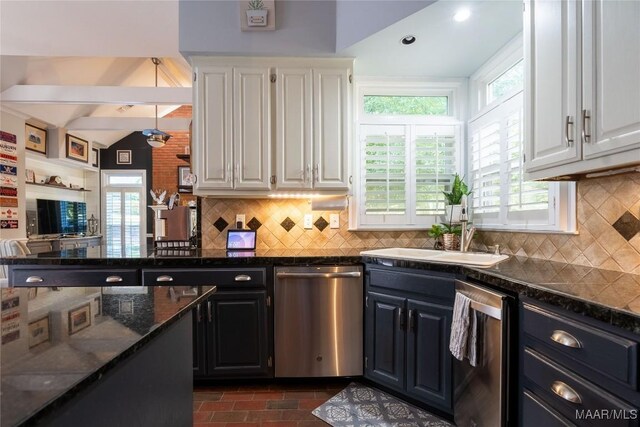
<box><xmin>0</xmin><ymin>85</ymin><xmax>191</xmax><ymax>105</ymax></box>
<box><xmin>66</xmin><ymin>117</ymin><xmax>191</xmax><ymax>131</ymax></box>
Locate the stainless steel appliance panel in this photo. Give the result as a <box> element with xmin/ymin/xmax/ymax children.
<box><xmin>275</xmin><ymin>266</ymin><xmax>363</xmax><ymax>377</ymax></box>
<box><xmin>453</xmin><ymin>280</ymin><xmax>509</xmax><ymax>427</ymax></box>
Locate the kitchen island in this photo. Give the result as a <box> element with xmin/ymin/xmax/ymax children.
<box><xmin>0</xmin><ymin>277</ymin><xmax>215</xmax><ymax>427</ymax></box>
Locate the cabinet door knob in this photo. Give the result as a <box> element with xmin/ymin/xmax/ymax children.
<box><xmin>26</xmin><ymin>276</ymin><xmax>44</xmax><ymax>283</ymax></box>
<box><xmin>551</xmin><ymin>381</ymin><xmax>582</xmax><ymax>404</ymax></box>
<box><xmin>550</xmin><ymin>330</ymin><xmax>582</xmax><ymax>348</ymax></box>
<box><xmin>408</xmin><ymin>309</ymin><xmax>415</xmax><ymax>332</ymax></box>
<box><xmin>234</xmin><ymin>275</ymin><xmax>252</xmax><ymax>282</ymax></box>
<box><xmin>105</xmin><ymin>276</ymin><xmax>123</xmax><ymax>283</ymax></box>
<box><xmin>398</xmin><ymin>307</ymin><xmax>405</xmax><ymax>330</ymax></box>
<box><xmin>156</xmin><ymin>275</ymin><xmax>174</xmax><ymax>282</ymax></box>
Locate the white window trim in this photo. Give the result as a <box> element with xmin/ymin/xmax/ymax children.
<box><xmin>349</xmin><ymin>78</ymin><xmax>467</xmax><ymax>230</ymax></box>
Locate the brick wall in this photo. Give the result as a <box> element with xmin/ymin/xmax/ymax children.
<box><xmin>151</xmin><ymin>105</ymin><xmax>196</xmax><ymax>205</ymax></box>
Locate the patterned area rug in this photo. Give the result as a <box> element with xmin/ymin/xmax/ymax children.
<box><xmin>312</xmin><ymin>383</ymin><xmax>453</xmax><ymax>427</ymax></box>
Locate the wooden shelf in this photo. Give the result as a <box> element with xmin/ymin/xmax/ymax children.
<box><xmin>26</xmin><ymin>182</ymin><xmax>91</xmax><ymax>192</ymax></box>
<box><xmin>176</xmin><ymin>154</ymin><xmax>190</xmax><ymax>163</ymax></box>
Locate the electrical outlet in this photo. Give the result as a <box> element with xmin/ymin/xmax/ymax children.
<box><xmin>303</xmin><ymin>214</ymin><xmax>313</xmax><ymax>229</ymax></box>
<box><xmin>235</xmin><ymin>214</ymin><xmax>245</xmax><ymax>229</ymax></box>
<box><xmin>330</xmin><ymin>214</ymin><xmax>340</xmax><ymax>229</ymax></box>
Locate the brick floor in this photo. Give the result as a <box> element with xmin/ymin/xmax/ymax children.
<box><xmin>193</xmin><ymin>381</ymin><xmax>350</xmax><ymax>427</ymax></box>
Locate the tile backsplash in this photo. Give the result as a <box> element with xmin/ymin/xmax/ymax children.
<box><xmin>201</xmin><ymin>172</ymin><xmax>640</xmax><ymax>274</ymax></box>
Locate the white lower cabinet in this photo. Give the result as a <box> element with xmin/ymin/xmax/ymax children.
<box><xmin>525</xmin><ymin>0</ymin><xmax>640</xmax><ymax>180</ymax></box>
<box><xmin>192</xmin><ymin>57</ymin><xmax>353</xmax><ymax>196</ymax></box>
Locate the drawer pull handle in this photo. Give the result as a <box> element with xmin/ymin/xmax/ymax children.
<box><xmin>26</xmin><ymin>276</ymin><xmax>44</xmax><ymax>283</ymax></box>
<box><xmin>234</xmin><ymin>275</ymin><xmax>252</xmax><ymax>282</ymax></box>
<box><xmin>207</xmin><ymin>301</ymin><xmax>212</xmax><ymax>322</ymax></box>
<box><xmin>551</xmin><ymin>381</ymin><xmax>582</xmax><ymax>404</ymax></box>
<box><xmin>550</xmin><ymin>330</ymin><xmax>582</xmax><ymax>348</ymax></box>
<box><xmin>196</xmin><ymin>303</ymin><xmax>202</xmax><ymax>323</ymax></box>
<box><xmin>156</xmin><ymin>275</ymin><xmax>174</xmax><ymax>282</ymax></box>
<box><xmin>105</xmin><ymin>276</ymin><xmax>123</xmax><ymax>283</ymax></box>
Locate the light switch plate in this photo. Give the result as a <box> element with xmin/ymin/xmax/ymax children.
<box><xmin>330</xmin><ymin>214</ymin><xmax>339</xmax><ymax>229</ymax></box>
<box><xmin>235</xmin><ymin>214</ymin><xmax>245</xmax><ymax>229</ymax></box>
<box><xmin>303</xmin><ymin>214</ymin><xmax>313</xmax><ymax>229</ymax></box>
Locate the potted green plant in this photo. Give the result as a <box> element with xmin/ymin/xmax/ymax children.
<box><xmin>246</xmin><ymin>0</ymin><xmax>268</xmax><ymax>26</ymax></box>
<box><xmin>427</xmin><ymin>223</ymin><xmax>462</xmax><ymax>251</ymax></box>
<box><xmin>442</xmin><ymin>174</ymin><xmax>472</xmax><ymax>223</ymax></box>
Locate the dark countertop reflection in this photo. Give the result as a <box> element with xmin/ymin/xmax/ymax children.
<box><xmin>0</xmin><ymin>285</ymin><xmax>215</xmax><ymax>426</ymax></box>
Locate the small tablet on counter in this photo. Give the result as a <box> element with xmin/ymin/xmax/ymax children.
<box><xmin>226</xmin><ymin>229</ymin><xmax>257</xmax><ymax>251</ymax></box>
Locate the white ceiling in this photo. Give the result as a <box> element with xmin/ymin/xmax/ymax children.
<box><xmin>0</xmin><ymin>0</ymin><xmax>522</xmax><ymax>146</ymax></box>
<box><xmin>342</xmin><ymin>0</ymin><xmax>523</xmax><ymax>77</ymax></box>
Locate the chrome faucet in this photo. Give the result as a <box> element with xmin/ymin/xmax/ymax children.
<box><xmin>459</xmin><ymin>201</ymin><xmax>475</xmax><ymax>253</ymax></box>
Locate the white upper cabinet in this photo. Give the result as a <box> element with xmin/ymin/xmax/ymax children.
<box><xmin>313</xmin><ymin>68</ymin><xmax>350</xmax><ymax>190</ymax></box>
<box><xmin>275</xmin><ymin>68</ymin><xmax>313</xmax><ymax>189</ymax></box>
<box><xmin>582</xmin><ymin>0</ymin><xmax>640</xmax><ymax>159</ymax></box>
<box><xmin>193</xmin><ymin>65</ymin><xmax>233</xmax><ymax>190</ymax></box>
<box><xmin>524</xmin><ymin>0</ymin><xmax>581</xmax><ymax>172</ymax></box>
<box><xmin>233</xmin><ymin>67</ymin><xmax>271</xmax><ymax>190</ymax></box>
<box><xmin>275</xmin><ymin>65</ymin><xmax>351</xmax><ymax>191</ymax></box>
<box><xmin>192</xmin><ymin>57</ymin><xmax>353</xmax><ymax>196</ymax></box>
<box><xmin>525</xmin><ymin>0</ymin><xmax>640</xmax><ymax>180</ymax></box>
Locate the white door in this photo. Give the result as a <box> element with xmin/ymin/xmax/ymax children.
<box><xmin>275</xmin><ymin>67</ymin><xmax>313</xmax><ymax>189</ymax></box>
<box><xmin>233</xmin><ymin>67</ymin><xmax>272</xmax><ymax>190</ymax></box>
<box><xmin>193</xmin><ymin>65</ymin><xmax>234</xmax><ymax>191</ymax></box>
<box><xmin>313</xmin><ymin>68</ymin><xmax>350</xmax><ymax>190</ymax></box>
<box><xmin>524</xmin><ymin>0</ymin><xmax>582</xmax><ymax>173</ymax></box>
<box><xmin>101</xmin><ymin>170</ymin><xmax>147</xmax><ymax>257</ymax></box>
<box><xmin>582</xmin><ymin>0</ymin><xmax>640</xmax><ymax>159</ymax></box>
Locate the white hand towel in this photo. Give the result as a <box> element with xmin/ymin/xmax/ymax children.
<box><xmin>468</xmin><ymin>310</ymin><xmax>478</xmax><ymax>367</ymax></box>
<box><xmin>449</xmin><ymin>292</ymin><xmax>471</xmax><ymax>361</ymax></box>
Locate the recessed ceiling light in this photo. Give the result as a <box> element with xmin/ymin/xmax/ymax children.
<box><xmin>400</xmin><ymin>35</ymin><xmax>416</xmax><ymax>45</ymax></box>
<box><xmin>453</xmin><ymin>8</ymin><xmax>471</xmax><ymax>22</ymax></box>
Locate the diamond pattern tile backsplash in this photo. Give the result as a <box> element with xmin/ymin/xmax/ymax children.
<box><xmin>201</xmin><ymin>173</ymin><xmax>640</xmax><ymax>274</ymax></box>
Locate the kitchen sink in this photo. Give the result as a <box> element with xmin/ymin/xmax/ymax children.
<box><xmin>360</xmin><ymin>248</ymin><xmax>509</xmax><ymax>267</ymax></box>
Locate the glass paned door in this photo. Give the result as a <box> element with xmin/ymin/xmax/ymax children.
<box><xmin>102</xmin><ymin>170</ymin><xmax>146</xmax><ymax>257</ymax></box>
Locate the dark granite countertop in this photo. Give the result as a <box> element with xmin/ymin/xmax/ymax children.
<box><xmin>3</xmin><ymin>246</ymin><xmax>639</xmax><ymax>333</ymax></box>
<box><xmin>0</xmin><ymin>284</ymin><xmax>216</xmax><ymax>426</ymax></box>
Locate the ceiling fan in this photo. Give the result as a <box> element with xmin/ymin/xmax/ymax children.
<box><xmin>142</xmin><ymin>57</ymin><xmax>171</xmax><ymax>148</ymax></box>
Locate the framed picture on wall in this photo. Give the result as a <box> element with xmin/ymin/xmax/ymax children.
<box><xmin>91</xmin><ymin>148</ymin><xmax>99</xmax><ymax>168</ymax></box>
<box><xmin>178</xmin><ymin>166</ymin><xmax>196</xmax><ymax>193</ymax></box>
<box><xmin>116</xmin><ymin>150</ymin><xmax>131</xmax><ymax>165</ymax></box>
<box><xmin>68</xmin><ymin>303</ymin><xmax>91</xmax><ymax>335</ymax></box>
<box><xmin>25</xmin><ymin>123</ymin><xmax>47</xmax><ymax>154</ymax></box>
<box><xmin>66</xmin><ymin>134</ymin><xmax>89</xmax><ymax>163</ymax></box>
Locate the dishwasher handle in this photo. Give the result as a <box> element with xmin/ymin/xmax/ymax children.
<box><xmin>276</xmin><ymin>271</ymin><xmax>362</xmax><ymax>279</ymax></box>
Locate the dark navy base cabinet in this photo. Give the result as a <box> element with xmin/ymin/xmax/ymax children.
<box><xmin>364</xmin><ymin>265</ymin><xmax>455</xmax><ymax>414</ymax></box>
<box><xmin>520</xmin><ymin>297</ymin><xmax>640</xmax><ymax>426</ymax></box>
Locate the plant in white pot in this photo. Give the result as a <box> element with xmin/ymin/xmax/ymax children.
<box><xmin>246</xmin><ymin>0</ymin><xmax>268</xmax><ymax>26</ymax></box>
<box><xmin>442</xmin><ymin>174</ymin><xmax>472</xmax><ymax>224</ymax></box>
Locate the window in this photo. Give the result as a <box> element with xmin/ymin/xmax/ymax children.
<box><xmin>352</xmin><ymin>81</ymin><xmax>464</xmax><ymax>229</ymax></box>
<box><xmin>363</xmin><ymin>95</ymin><xmax>449</xmax><ymax>116</ymax></box>
<box><xmin>470</xmin><ymin>93</ymin><xmax>557</xmax><ymax>228</ymax></box>
<box><xmin>102</xmin><ymin>170</ymin><xmax>146</xmax><ymax>257</ymax></box>
<box><xmin>469</xmin><ymin>60</ymin><xmax>575</xmax><ymax>231</ymax></box>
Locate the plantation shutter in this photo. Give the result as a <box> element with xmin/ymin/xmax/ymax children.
<box><xmin>469</xmin><ymin>92</ymin><xmax>552</xmax><ymax>227</ymax></box>
<box><xmin>414</xmin><ymin>125</ymin><xmax>457</xmax><ymax>215</ymax></box>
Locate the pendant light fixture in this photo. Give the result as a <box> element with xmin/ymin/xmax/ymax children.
<box><xmin>142</xmin><ymin>57</ymin><xmax>171</xmax><ymax>148</ymax></box>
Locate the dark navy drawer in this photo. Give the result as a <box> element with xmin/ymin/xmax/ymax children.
<box><xmin>367</xmin><ymin>266</ymin><xmax>455</xmax><ymax>302</ymax></box>
<box><xmin>10</xmin><ymin>267</ymin><xmax>138</xmax><ymax>287</ymax></box>
<box><xmin>523</xmin><ymin>348</ymin><xmax>638</xmax><ymax>427</ymax></box>
<box><xmin>522</xmin><ymin>389</ymin><xmax>575</xmax><ymax>427</ymax></box>
<box><xmin>522</xmin><ymin>302</ymin><xmax>638</xmax><ymax>390</ymax></box>
<box><xmin>142</xmin><ymin>268</ymin><xmax>266</xmax><ymax>288</ymax></box>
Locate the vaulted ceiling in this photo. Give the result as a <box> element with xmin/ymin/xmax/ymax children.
<box><xmin>0</xmin><ymin>0</ymin><xmax>521</xmax><ymax>147</ymax></box>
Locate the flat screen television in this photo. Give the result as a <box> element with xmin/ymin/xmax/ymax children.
<box><xmin>36</xmin><ymin>199</ymin><xmax>87</xmax><ymax>236</ymax></box>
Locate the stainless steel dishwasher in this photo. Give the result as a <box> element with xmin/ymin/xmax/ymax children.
<box><xmin>453</xmin><ymin>280</ymin><xmax>512</xmax><ymax>427</ymax></box>
<box><xmin>274</xmin><ymin>266</ymin><xmax>363</xmax><ymax>377</ymax></box>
